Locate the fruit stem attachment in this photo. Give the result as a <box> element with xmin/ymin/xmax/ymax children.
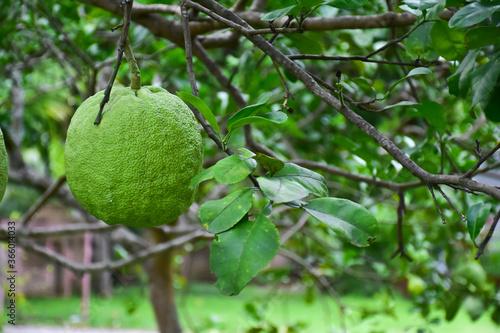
<box><xmin>94</xmin><ymin>0</ymin><xmax>134</xmax><ymax>125</ymax></box>
<box><xmin>124</xmin><ymin>40</ymin><xmax>141</xmax><ymax>90</ymax></box>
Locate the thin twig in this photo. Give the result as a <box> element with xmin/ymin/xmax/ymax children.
<box><xmin>19</xmin><ymin>175</ymin><xmax>67</xmax><ymax>228</ymax></box>
<box><xmin>391</xmin><ymin>191</ymin><xmax>412</xmax><ymax>261</ymax></box>
<box><xmin>280</xmin><ymin>213</ymin><xmax>308</xmax><ymax>245</ymax></box>
<box><xmin>464</xmin><ymin>142</ymin><xmax>500</xmax><ymax>178</ymax></box>
<box><xmin>429</xmin><ymin>185</ymin><xmax>446</xmax><ymax>224</ymax></box>
<box><xmin>278</xmin><ymin>248</ymin><xmax>347</xmax><ymax>333</ymax></box>
<box><xmin>94</xmin><ymin>0</ymin><xmax>134</xmax><ymax>125</ymax></box>
<box><xmin>18</xmin><ymin>229</ymin><xmax>211</xmax><ymax>275</ymax></box>
<box><xmin>475</xmin><ymin>208</ymin><xmax>500</xmax><ymax>260</ymax></box>
<box><xmin>434</xmin><ymin>185</ymin><xmax>466</xmax><ymax>222</ymax></box>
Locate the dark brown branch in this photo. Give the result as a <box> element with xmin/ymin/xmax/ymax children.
<box><xmin>291</xmin><ymin>159</ymin><xmax>422</xmax><ymax>191</ymax></box>
<box><xmin>288</xmin><ymin>54</ymin><xmax>429</xmax><ymax>67</ymax></box>
<box><xmin>475</xmin><ymin>208</ymin><xmax>500</xmax><ymax>259</ymax></box>
<box><xmin>18</xmin><ymin>229</ymin><xmax>211</xmax><ymax>275</ymax></box>
<box><xmin>464</xmin><ymin>142</ymin><xmax>500</xmax><ymax>178</ymax></box>
<box><xmin>0</xmin><ymin>222</ymin><xmax>117</xmax><ymax>239</ymax></box>
<box><xmin>391</xmin><ymin>191</ymin><xmax>412</xmax><ymax>261</ymax></box>
<box><xmin>94</xmin><ymin>0</ymin><xmax>134</xmax><ymax>125</ymax></box>
<box><xmin>434</xmin><ymin>185</ymin><xmax>466</xmax><ymax>222</ymax></box>
<box><xmin>429</xmin><ymin>185</ymin><xmax>446</xmax><ymax>224</ymax></box>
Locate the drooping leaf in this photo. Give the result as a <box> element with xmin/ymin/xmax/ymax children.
<box><xmin>403</xmin><ymin>0</ymin><xmax>441</xmax><ymax>10</ymax></box>
<box><xmin>213</xmin><ymin>155</ymin><xmax>257</xmax><ymax>185</ymax></box>
<box><xmin>415</xmin><ymin>100</ymin><xmax>447</xmax><ymax>129</ymax></box>
<box><xmin>303</xmin><ymin>197</ymin><xmax>379</xmax><ymax>247</ymax></box>
<box><xmin>464</xmin><ymin>296</ymin><xmax>485</xmax><ymax>322</ymax></box>
<box><xmin>447</xmin><ymin>49</ymin><xmax>480</xmax><ymax>97</ymax></box>
<box><xmin>379</xmin><ymin>101</ymin><xmax>419</xmax><ymax>111</ymax></box>
<box><xmin>449</xmin><ymin>1</ymin><xmax>500</xmax><ymax>28</ymax></box>
<box><xmin>253</xmin><ymin>153</ymin><xmax>285</xmax><ymax>176</ymax></box>
<box><xmin>287</xmin><ymin>34</ymin><xmax>323</xmax><ymax>55</ymax></box>
<box><xmin>239</xmin><ymin>51</ymin><xmax>257</xmax><ymax>92</ymax></box>
<box><xmin>465</xmin><ymin>27</ymin><xmax>500</xmax><ymax>50</ymax></box>
<box><xmin>210</xmin><ymin>215</ymin><xmax>280</xmax><ymax>296</ymax></box>
<box><xmin>351</xmin><ymin>77</ymin><xmax>376</xmax><ymax>98</ymax></box>
<box><xmin>261</xmin><ymin>5</ymin><xmax>296</xmax><ymax>21</ymax></box>
<box><xmin>430</xmin><ymin>20</ymin><xmax>467</xmax><ymax>60</ymax></box>
<box><xmin>228</xmin><ymin>111</ymin><xmax>288</xmax><ymax>130</ymax></box>
<box><xmin>199</xmin><ymin>188</ymin><xmax>255</xmax><ymax>234</ymax></box>
<box><xmin>442</xmin><ymin>291</ymin><xmax>462</xmax><ymax>321</ymax></box>
<box><xmin>327</xmin><ymin>0</ymin><xmax>367</xmax><ymax>10</ymax></box>
<box><xmin>483</xmin><ymin>75</ymin><xmax>500</xmax><ymax>122</ymax></box>
<box><xmin>189</xmin><ymin>167</ymin><xmax>214</xmax><ymax>189</ymax></box>
<box><xmin>238</xmin><ymin>148</ymin><xmax>256</xmax><ymax>159</ymax></box>
<box><xmin>405</xmin><ymin>22</ymin><xmax>437</xmax><ymax>60</ymax></box>
<box><xmin>466</xmin><ymin>202</ymin><xmax>491</xmax><ymax>244</ymax></box>
<box><xmin>385</xmin><ymin>67</ymin><xmax>433</xmax><ymax>98</ymax></box>
<box><xmin>177</xmin><ymin>91</ymin><xmax>219</xmax><ymax>134</ymax></box>
<box><xmin>258</xmin><ymin>163</ymin><xmax>328</xmax><ymax>203</ymax></box>
<box><xmin>227</xmin><ymin>98</ymin><xmax>270</xmax><ymax>133</ymax></box>
<box><xmin>470</xmin><ymin>58</ymin><xmax>500</xmax><ymax>108</ymax></box>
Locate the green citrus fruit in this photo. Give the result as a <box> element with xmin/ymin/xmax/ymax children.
<box><xmin>0</xmin><ymin>128</ymin><xmax>8</xmax><ymax>203</ymax></box>
<box><xmin>65</xmin><ymin>86</ymin><xmax>203</xmax><ymax>227</ymax></box>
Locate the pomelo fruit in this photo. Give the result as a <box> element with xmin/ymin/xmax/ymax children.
<box><xmin>65</xmin><ymin>86</ymin><xmax>203</xmax><ymax>227</ymax></box>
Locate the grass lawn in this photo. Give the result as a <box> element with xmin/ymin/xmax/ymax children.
<box><xmin>12</xmin><ymin>283</ymin><xmax>500</xmax><ymax>332</ymax></box>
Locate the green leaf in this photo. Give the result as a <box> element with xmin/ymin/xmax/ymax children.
<box><xmin>229</xmin><ymin>112</ymin><xmax>288</xmax><ymax>130</ymax></box>
<box><xmin>464</xmin><ymin>296</ymin><xmax>485</xmax><ymax>322</ymax></box>
<box><xmin>238</xmin><ymin>51</ymin><xmax>257</xmax><ymax>92</ymax></box>
<box><xmin>303</xmin><ymin>197</ymin><xmax>379</xmax><ymax>247</ymax></box>
<box><xmin>484</xmin><ymin>75</ymin><xmax>500</xmax><ymax>122</ymax></box>
<box><xmin>403</xmin><ymin>0</ymin><xmax>441</xmax><ymax>10</ymax></box>
<box><xmin>465</xmin><ymin>27</ymin><xmax>500</xmax><ymax>50</ymax></box>
<box><xmin>379</xmin><ymin>101</ymin><xmax>419</xmax><ymax>111</ymax></box>
<box><xmin>238</xmin><ymin>148</ymin><xmax>256</xmax><ymax>159</ymax></box>
<box><xmin>466</xmin><ymin>203</ymin><xmax>491</xmax><ymax>244</ymax></box>
<box><xmin>253</xmin><ymin>153</ymin><xmax>285</xmax><ymax>176</ymax></box>
<box><xmin>430</xmin><ymin>20</ymin><xmax>467</xmax><ymax>60</ymax></box>
<box><xmin>351</xmin><ymin>77</ymin><xmax>376</xmax><ymax>98</ymax></box>
<box><xmin>470</xmin><ymin>58</ymin><xmax>500</xmax><ymax>108</ymax></box>
<box><xmin>443</xmin><ymin>291</ymin><xmax>462</xmax><ymax>321</ymax></box>
<box><xmin>199</xmin><ymin>188</ymin><xmax>255</xmax><ymax>234</ymax></box>
<box><xmin>447</xmin><ymin>49</ymin><xmax>480</xmax><ymax>97</ymax></box>
<box><xmin>261</xmin><ymin>5</ymin><xmax>296</xmax><ymax>21</ymax></box>
<box><xmin>327</xmin><ymin>0</ymin><xmax>367</xmax><ymax>10</ymax></box>
<box><xmin>227</xmin><ymin>98</ymin><xmax>270</xmax><ymax>133</ymax></box>
<box><xmin>210</xmin><ymin>215</ymin><xmax>279</xmax><ymax>296</ymax></box>
<box><xmin>258</xmin><ymin>163</ymin><xmax>328</xmax><ymax>203</ymax></box>
<box><xmin>213</xmin><ymin>155</ymin><xmax>257</xmax><ymax>185</ymax></box>
<box><xmin>415</xmin><ymin>100</ymin><xmax>447</xmax><ymax>129</ymax></box>
<box><xmin>189</xmin><ymin>167</ymin><xmax>214</xmax><ymax>189</ymax></box>
<box><xmin>406</xmin><ymin>22</ymin><xmax>437</xmax><ymax>60</ymax></box>
<box><xmin>385</xmin><ymin>67</ymin><xmax>433</xmax><ymax>98</ymax></box>
<box><xmin>449</xmin><ymin>1</ymin><xmax>500</xmax><ymax>28</ymax></box>
<box><xmin>177</xmin><ymin>91</ymin><xmax>219</xmax><ymax>134</ymax></box>
<box><xmin>287</xmin><ymin>34</ymin><xmax>323</xmax><ymax>55</ymax></box>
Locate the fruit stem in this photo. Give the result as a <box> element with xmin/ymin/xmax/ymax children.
<box><xmin>124</xmin><ymin>39</ymin><xmax>141</xmax><ymax>90</ymax></box>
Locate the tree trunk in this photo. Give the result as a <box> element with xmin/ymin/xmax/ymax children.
<box><xmin>148</xmin><ymin>227</ymin><xmax>182</xmax><ymax>333</ymax></box>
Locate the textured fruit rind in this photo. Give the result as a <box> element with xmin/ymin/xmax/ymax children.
<box><xmin>65</xmin><ymin>86</ymin><xmax>203</xmax><ymax>227</ymax></box>
<box><xmin>0</xmin><ymin>129</ymin><xmax>8</xmax><ymax>203</ymax></box>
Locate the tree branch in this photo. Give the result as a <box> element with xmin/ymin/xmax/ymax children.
<box><xmin>18</xmin><ymin>229</ymin><xmax>211</xmax><ymax>275</ymax></box>
<box><xmin>475</xmin><ymin>208</ymin><xmax>500</xmax><ymax>259</ymax></box>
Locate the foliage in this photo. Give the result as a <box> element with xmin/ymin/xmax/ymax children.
<box><xmin>2</xmin><ymin>0</ymin><xmax>500</xmax><ymax>330</ymax></box>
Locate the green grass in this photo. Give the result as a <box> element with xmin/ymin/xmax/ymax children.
<box><xmin>13</xmin><ymin>284</ymin><xmax>500</xmax><ymax>332</ymax></box>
